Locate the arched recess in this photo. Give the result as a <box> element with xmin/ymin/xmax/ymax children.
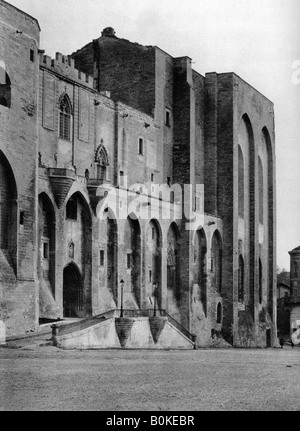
<box><xmin>238</xmin><ymin>145</ymin><xmax>244</xmax><ymax>218</ymax></box>
<box><xmin>258</xmin><ymin>157</ymin><xmax>264</xmax><ymax>224</ymax></box>
<box><xmin>147</xmin><ymin>219</ymin><xmax>162</xmax><ymax>308</ymax></box>
<box><xmin>238</xmin><ymin>114</ymin><xmax>255</xmax><ymax>313</ymax></box>
<box><xmin>0</xmin><ymin>66</ymin><xmax>11</xmax><ymax>108</ymax></box>
<box><xmin>124</xmin><ymin>214</ymin><xmax>141</xmax><ymax>306</ymax></box>
<box><xmin>238</xmin><ymin>255</ymin><xmax>244</xmax><ymax>302</ymax></box>
<box><xmin>64</xmin><ymin>192</ymin><xmax>92</xmax><ymax>317</ymax></box>
<box><xmin>193</xmin><ymin>228</ymin><xmax>207</xmax><ymax>316</ymax></box>
<box><xmin>38</xmin><ymin>193</ymin><xmax>56</xmax><ymax>296</ymax></box>
<box><xmin>167</xmin><ymin>222</ymin><xmax>181</xmax><ymax>303</ymax></box>
<box><xmin>211</xmin><ymin>230</ymin><xmax>222</xmax><ymax>293</ymax></box>
<box><xmin>63</xmin><ymin>262</ymin><xmax>82</xmax><ymax>317</ymax></box>
<box><xmin>259</xmin><ymin>258</ymin><xmax>263</xmax><ymax>304</ymax></box>
<box><xmin>261</xmin><ymin>127</ymin><xmax>274</xmax><ymax>315</ymax></box>
<box><xmin>106</xmin><ymin>209</ymin><xmax>118</xmax><ymax>303</ymax></box>
<box><xmin>0</xmin><ymin>150</ymin><xmax>17</xmax><ymax>268</ymax></box>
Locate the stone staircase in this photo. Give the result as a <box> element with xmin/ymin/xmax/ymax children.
<box><xmin>115</xmin><ymin>318</ymin><xmax>135</xmax><ymax>348</ymax></box>
<box><xmin>51</xmin><ymin>309</ymin><xmax>196</xmax><ymax>350</ymax></box>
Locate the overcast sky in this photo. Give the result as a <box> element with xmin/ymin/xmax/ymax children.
<box><xmin>7</xmin><ymin>0</ymin><xmax>300</xmax><ymax>270</ymax></box>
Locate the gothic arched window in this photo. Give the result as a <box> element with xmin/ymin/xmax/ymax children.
<box><xmin>95</xmin><ymin>144</ymin><xmax>109</xmax><ymax>181</ymax></box>
<box><xmin>59</xmin><ymin>95</ymin><xmax>72</xmax><ymax>140</ymax></box>
<box><xmin>68</xmin><ymin>241</ymin><xmax>75</xmax><ymax>259</ymax></box>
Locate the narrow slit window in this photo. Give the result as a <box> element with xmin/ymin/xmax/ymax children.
<box><xmin>165</xmin><ymin>109</ymin><xmax>171</xmax><ymax>127</ymax></box>
<box><xmin>43</xmin><ymin>242</ymin><xmax>49</xmax><ymax>259</ymax></box>
<box><xmin>138</xmin><ymin>138</ymin><xmax>144</xmax><ymax>155</ymax></box>
<box><xmin>127</xmin><ymin>253</ymin><xmax>131</xmax><ymax>269</ymax></box>
<box><xmin>100</xmin><ymin>250</ymin><xmax>105</xmax><ymax>267</ymax></box>
<box><xmin>120</xmin><ymin>171</ymin><xmax>124</xmax><ymax>186</ymax></box>
<box><xmin>20</xmin><ymin>211</ymin><xmax>25</xmax><ymax>226</ymax></box>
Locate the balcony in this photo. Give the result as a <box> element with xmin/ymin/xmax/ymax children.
<box><xmin>48</xmin><ymin>168</ymin><xmax>76</xmax><ymax>208</ymax></box>
<box><xmin>86</xmin><ymin>178</ymin><xmax>112</xmax><ymax>214</ymax></box>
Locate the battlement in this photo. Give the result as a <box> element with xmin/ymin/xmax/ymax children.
<box><xmin>39</xmin><ymin>51</ymin><xmax>94</xmax><ymax>89</ymax></box>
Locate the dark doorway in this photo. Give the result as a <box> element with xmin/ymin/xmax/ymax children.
<box><xmin>63</xmin><ymin>263</ymin><xmax>82</xmax><ymax>317</ymax></box>
<box><xmin>266</xmin><ymin>329</ymin><xmax>271</xmax><ymax>348</ymax></box>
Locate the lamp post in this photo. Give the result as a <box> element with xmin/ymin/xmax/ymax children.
<box><xmin>153</xmin><ymin>282</ymin><xmax>157</xmax><ymax>317</ymax></box>
<box><xmin>120</xmin><ymin>279</ymin><xmax>124</xmax><ymax>318</ymax></box>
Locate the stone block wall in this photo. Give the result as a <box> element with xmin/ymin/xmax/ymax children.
<box><xmin>0</xmin><ymin>0</ymin><xmax>40</xmax><ymax>335</ymax></box>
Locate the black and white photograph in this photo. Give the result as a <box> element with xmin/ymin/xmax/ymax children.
<box><xmin>0</xmin><ymin>0</ymin><xmax>299</xmax><ymax>414</ymax></box>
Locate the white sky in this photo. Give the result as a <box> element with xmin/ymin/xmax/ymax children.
<box><xmin>7</xmin><ymin>0</ymin><xmax>300</xmax><ymax>270</ymax></box>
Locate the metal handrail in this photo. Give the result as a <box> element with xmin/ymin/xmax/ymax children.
<box><xmin>161</xmin><ymin>310</ymin><xmax>196</xmax><ymax>343</ymax></box>
<box><xmin>115</xmin><ymin>309</ymin><xmax>166</xmax><ymax>318</ymax></box>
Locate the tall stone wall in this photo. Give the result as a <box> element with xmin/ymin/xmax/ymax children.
<box><xmin>0</xmin><ymin>0</ymin><xmax>40</xmax><ymax>335</ymax></box>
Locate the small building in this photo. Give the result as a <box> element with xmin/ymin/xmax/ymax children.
<box><xmin>277</xmin><ymin>282</ymin><xmax>291</xmax><ymax>299</ymax></box>
<box><xmin>286</xmin><ymin>247</ymin><xmax>300</xmax><ymax>333</ymax></box>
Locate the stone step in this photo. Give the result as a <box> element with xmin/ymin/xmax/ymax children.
<box><xmin>115</xmin><ymin>318</ymin><xmax>134</xmax><ymax>348</ymax></box>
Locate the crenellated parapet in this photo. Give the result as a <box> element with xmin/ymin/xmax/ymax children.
<box><xmin>39</xmin><ymin>51</ymin><xmax>94</xmax><ymax>89</ymax></box>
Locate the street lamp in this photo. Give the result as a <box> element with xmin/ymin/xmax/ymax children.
<box><xmin>153</xmin><ymin>282</ymin><xmax>157</xmax><ymax>317</ymax></box>
<box><xmin>120</xmin><ymin>279</ymin><xmax>124</xmax><ymax>318</ymax></box>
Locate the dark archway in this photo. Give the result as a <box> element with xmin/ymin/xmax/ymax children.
<box><xmin>38</xmin><ymin>193</ymin><xmax>56</xmax><ymax>296</ymax></box>
<box><xmin>259</xmin><ymin>258</ymin><xmax>263</xmax><ymax>304</ymax></box>
<box><xmin>65</xmin><ymin>192</ymin><xmax>92</xmax><ymax>316</ymax></box>
<box><xmin>238</xmin><ymin>255</ymin><xmax>244</xmax><ymax>302</ymax></box>
<box><xmin>238</xmin><ymin>145</ymin><xmax>244</xmax><ymax>218</ymax></box>
<box><xmin>262</xmin><ymin>127</ymin><xmax>274</xmax><ymax>318</ymax></box>
<box><xmin>211</xmin><ymin>230</ymin><xmax>222</xmax><ymax>293</ymax></box>
<box><xmin>258</xmin><ymin>156</ymin><xmax>264</xmax><ymax>225</ymax></box>
<box><xmin>125</xmin><ymin>215</ymin><xmax>141</xmax><ymax>306</ymax></box>
<box><xmin>107</xmin><ymin>211</ymin><xmax>118</xmax><ymax>303</ymax></box>
<box><xmin>146</xmin><ymin>219</ymin><xmax>162</xmax><ymax>308</ymax></box>
<box><xmin>194</xmin><ymin>228</ymin><xmax>207</xmax><ymax>315</ymax></box>
<box><xmin>167</xmin><ymin>222</ymin><xmax>180</xmax><ymax>302</ymax></box>
<box><xmin>240</xmin><ymin>114</ymin><xmax>255</xmax><ymax>315</ymax></box>
<box><xmin>63</xmin><ymin>263</ymin><xmax>82</xmax><ymax>317</ymax></box>
<box><xmin>0</xmin><ymin>150</ymin><xmax>17</xmax><ymax>268</ymax></box>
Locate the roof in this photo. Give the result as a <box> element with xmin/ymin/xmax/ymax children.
<box><xmin>289</xmin><ymin>246</ymin><xmax>300</xmax><ymax>254</ymax></box>
<box><xmin>277</xmin><ymin>282</ymin><xmax>291</xmax><ymax>290</ymax></box>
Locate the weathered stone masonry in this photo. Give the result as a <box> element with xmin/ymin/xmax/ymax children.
<box><xmin>0</xmin><ymin>0</ymin><xmax>277</xmax><ymax>347</ymax></box>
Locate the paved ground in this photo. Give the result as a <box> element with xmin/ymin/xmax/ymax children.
<box><xmin>0</xmin><ymin>336</ymin><xmax>299</xmax><ymax>411</ymax></box>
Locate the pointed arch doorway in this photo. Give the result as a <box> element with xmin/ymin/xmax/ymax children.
<box><xmin>63</xmin><ymin>263</ymin><xmax>83</xmax><ymax>318</ymax></box>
